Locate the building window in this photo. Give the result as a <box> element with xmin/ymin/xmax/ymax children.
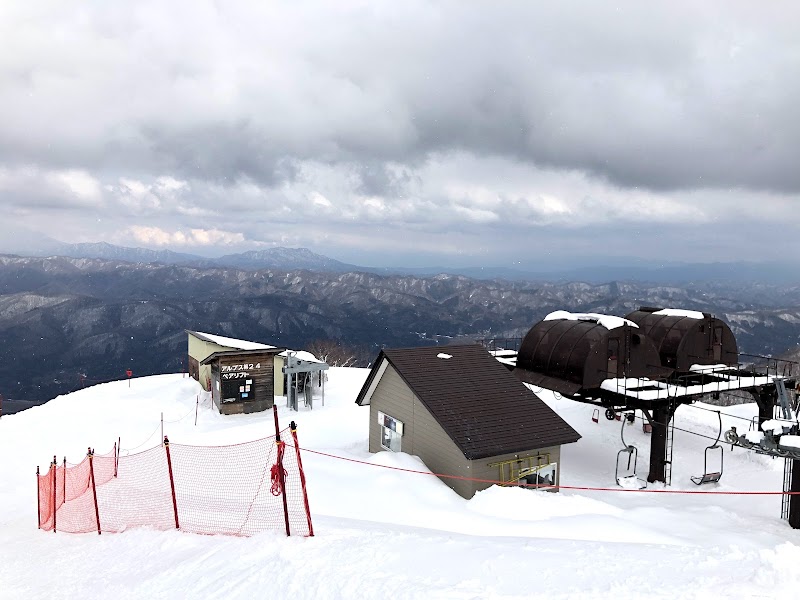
<box><xmin>378</xmin><ymin>411</ymin><xmax>404</xmax><ymax>452</ymax></box>
<box><xmin>489</xmin><ymin>454</ymin><xmax>556</xmax><ymax>489</ymax></box>
<box><xmin>517</xmin><ymin>463</ymin><xmax>557</xmax><ymax>488</ymax></box>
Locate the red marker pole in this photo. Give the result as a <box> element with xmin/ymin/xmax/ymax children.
<box><xmin>273</xmin><ymin>405</ymin><xmax>291</xmax><ymax>537</ymax></box>
<box><xmin>36</xmin><ymin>466</ymin><xmax>40</xmax><ymax>529</ymax></box>
<box><xmin>88</xmin><ymin>448</ymin><xmax>101</xmax><ymax>535</ymax></box>
<box><xmin>126</xmin><ymin>369</ymin><xmax>133</xmax><ymax>388</ymax></box>
<box><xmin>164</xmin><ymin>437</ymin><xmax>180</xmax><ymax>530</ymax></box>
<box><xmin>51</xmin><ymin>456</ymin><xmax>57</xmax><ymax>533</ymax></box>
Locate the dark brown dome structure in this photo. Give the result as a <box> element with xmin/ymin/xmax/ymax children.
<box><xmin>624</xmin><ymin>308</ymin><xmax>738</xmax><ymax>372</ymax></box>
<box><xmin>514</xmin><ymin>312</ymin><xmax>669</xmax><ymax>395</ymax></box>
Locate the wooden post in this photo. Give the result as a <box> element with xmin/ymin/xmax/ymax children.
<box><xmin>290</xmin><ymin>421</ymin><xmax>314</xmax><ymax>537</ymax></box>
<box><xmin>87</xmin><ymin>448</ymin><xmax>101</xmax><ymax>535</ymax></box>
<box><xmin>163</xmin><ymin>437</ymin><xmax>180</xmax><ymax>529</ymax></box>
<box><xmin>273</xmin><ymin>405</ymin><xmax>291</xmax><ymax>537</ymax></box>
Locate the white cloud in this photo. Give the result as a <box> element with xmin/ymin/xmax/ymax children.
<box><xmin>0</xmin><ymin>165</ymin><xmax>104</xmax><ymax>208</ymax></box>
<box><xmin>46</xmin><ymin>169</ymin><xmax>103</xmax><ymax>202</ymax></box>
<box><xmin>128</xmin><ymin>226</ymin><xmax>245</xmax><ymax>247</ymax></box>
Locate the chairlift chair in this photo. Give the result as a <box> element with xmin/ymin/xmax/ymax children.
<box><xmin>615</xmin><ymin>417</ymin><xmax>647</xmax><ymax>489</ymax></box>
<box><xmin>642</xmin><ymin>411</ymin><xmax>653</xmax><ymax>434</ymax></box>
<box><xmin>592</xmin><ymin>408</ymin><xmax>600</xmax><ymax>423</ymax></box>
<box><xmin>691</xmin><ymin>411</ymin><xmax>724</xmax><ymax>485</ymax></box>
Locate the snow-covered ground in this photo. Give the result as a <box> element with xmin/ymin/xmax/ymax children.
<box><xmin>2</xmin><ymin>369</ymin><xmax>799</xmax><ymax>599</ymax></box>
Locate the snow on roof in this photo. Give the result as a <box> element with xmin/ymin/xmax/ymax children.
<box><xmin>599</xmin><ymin>373</ymin><xmax>775</xmax><ymax>401</ymax></box>
<box><xmin>760</xmin><ymin>419</ymin><xmax>795</xmax><ymax>433</ymax></box>
<box><xmin>490</xmin><ymin>349</ymin><xmax>518</xmax><ymax>368</ymax></box>
<box><xmin>436</xmin><ymin>353</ymin><xmax>453</xmax><ymax>359</ymax></box>
<box><xmin>689</xmin><ymin>364</ymin><xmax>733</xmax><ymax>373</ymax></box>
<box><xmin>494</xmin><ymin>356</ymin><xmax>517</xmax><ymax>367</ymax></box>
<box><xmin>653</xmin><ymin>308</ymin><xmax>706</xmax><ymax>319</ymax></box>
<box><xmin>279</xmin><ymin>349</ymin><xmax>325</xmax><ymax>364</ymax></box>
<box><xmin>192</xmin><ymin>331</ymin><xmax>276</xmax><ymax>351</ymax></box>
<box><xmin>490</xmin><ymin>349</ymin><xmax>518</xmax><ymax>357</ymax></box>
<box><xmin>544</xmin><ymin>310</ymin><xmax>638</xmax><ymax>331</ymax></box>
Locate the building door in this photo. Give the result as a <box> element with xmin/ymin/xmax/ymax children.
<box><xmin>607</xmin><ymin>338</ymin><xmax>620</xmax><ymax>378</ymax></box>
<box><xmin>713</xmin><ymin>325</ymin><xmax>723</xmax><ymax>362</ymax></box>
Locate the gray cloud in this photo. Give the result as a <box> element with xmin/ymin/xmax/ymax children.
<box><xmin>1</xmin><ymin>1</ymin><xmax>799</xmax><ymax>267</ymax></box>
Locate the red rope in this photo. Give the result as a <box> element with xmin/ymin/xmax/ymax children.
<box><xmin>289</xmin><ymin>444</ymin><xmax>800</xmax><ymax>496</ymax></box>
<box><xmin>270</xmin><ymin>441</ymin><xmax>287</xmax><ymax>497</ymax></box>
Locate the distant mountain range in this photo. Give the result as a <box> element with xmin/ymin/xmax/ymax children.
<box><xmin>3</xmin><ymin>239</ymin><xmax>799</xmax><ymax>285</ymax></box>
<box><xmin>1</xmin><ymin>253</ymin><xmax>800</xmax><ymax>403</ymax></box>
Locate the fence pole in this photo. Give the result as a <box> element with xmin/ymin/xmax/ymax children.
<box><xmin>114</xmin><ymin>440</ymin><xmax>118</xmax><ymax>478</ymax></box>
<box><xmin>273</xmin><ymin>405</ymin><xmax>291</xmax><ymax>537</ymax></box>
<box><xmin>87</xmin><ymin>448</ymin><xmax>101</xmax><ymax>535</ymax></box>
<box><xmin>51</xmin><ymin>456</ymin><xmax>56</xmax><ymax>533</ymax></box>
<box><xmin>290</xmin><ymin>421</ymin><xmax>314</xmax><ymax>537</ymax></box>
<box><xmin>36</xmin><ymin>466</ymin><xmax>40</xmax><ymax>529</ymax></box>
<box><xmin>163</xmin><ymin>436</ymin><xmax>180</xmax><ymax>529</ymax></box>
<box><xmin>194</xmin><ymin>395</ymin><xmax>199</xmax><ymax>426</ymax></box>
<box><xmin>62</xmin><ymin>457</ymin><xmax>66</xmax><ymax>502</ymax></box>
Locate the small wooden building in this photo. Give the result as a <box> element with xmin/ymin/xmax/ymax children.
<box><xmin>201</xmin><ymin>348</ymin><xmax>284</xmax><ymax>415</ymax></box>
<box><xmin>624</xmin><ymin>307</ymin><xmax>739</xmax><ymax>371</ymax></box>
<box><xmin>514</xmin><ymin>311</ymin><xmax>671</xmax><ymax>396</ymax></box>
<box><xmin>355</xmin><ymin>344</ymin><xmax>581</xmax><ymax>499</ymax></box>
<box><xmin>187</xmin><ymin>330</ymin><xmax>279</xmax><ymax>391</ymax></box>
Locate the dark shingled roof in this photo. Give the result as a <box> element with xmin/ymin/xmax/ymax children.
<box><xmin>356</xmin><ymin>344</ymin><xmax>581</xmax><ymax>460</ymax></box>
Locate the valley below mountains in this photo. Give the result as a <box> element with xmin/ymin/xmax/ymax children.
<box><xmin>1</xmin><ymin>254</ymin><xmax>799</xmax><ymax>402</ymax></box>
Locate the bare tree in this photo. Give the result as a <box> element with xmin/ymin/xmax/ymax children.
<box><xmin>307</xmin><ymin>339</ymin><xmax>361</xmax><ymax>367</ymax></box>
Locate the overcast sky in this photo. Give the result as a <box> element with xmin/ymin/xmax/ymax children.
<box><xmin>1</xmin><ymin>1</ymin><xmax>799</xmax><ymax>268</ymax></box>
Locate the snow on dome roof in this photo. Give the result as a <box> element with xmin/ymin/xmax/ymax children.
<box><xmin>653</xmin><ymin>308</ymin><xmax>705</xmax><ymax>319</ymax></box>
<box><xmin>544</xmin><ymin>310</ymin><xmax>638</xmax><ymax>331</ymax></box>
<box><xmin>193</xmin><ymin>331</ymin><xmax>275</xmax><ymax>351</ymax></box>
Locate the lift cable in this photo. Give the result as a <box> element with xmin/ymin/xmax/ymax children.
<box><xmin>626</xmin><ymin>410</ymin><xmax>724</xmax><ymax>445</ymax></box>
<box><xmin>683</xmin><ymin>402</ymin><xmax>760</xmax><ymax>423</ymax></box>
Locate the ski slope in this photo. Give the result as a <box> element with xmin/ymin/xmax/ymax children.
<box><xmin>1</xmin><ymin>369</ymin><xmax>799</xmax><ymax>599</ymax></box>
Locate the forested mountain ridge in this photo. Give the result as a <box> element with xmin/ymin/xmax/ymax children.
<box><xmin>0</xmin><ymin>254</ymin><xmax>798</xmax><ymax>401</ymax></box>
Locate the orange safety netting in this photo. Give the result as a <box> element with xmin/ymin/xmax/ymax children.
<box><xmin>37</xmin><ymin>428</ymin><xmax>313</xmax><ymax>537</ymax></box>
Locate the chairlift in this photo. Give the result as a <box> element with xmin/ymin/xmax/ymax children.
<box><xmin>691</xmin><ymin>411</ymin><xmax>723</xmax><ymax>485</ymax></box>
<box><xmin>592</xmin><ymin>408</ymin><xmax>600</xmax><ymax>424</ymax></box>
<box><xmin>615</xmin><ymin>417</ymin><xmax>646</xmax><ymax>489</ymax></box>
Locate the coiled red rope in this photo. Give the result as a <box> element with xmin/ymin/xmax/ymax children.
<box><xmin>270</xmin><ymin>441</ymin><xmax>287</xmax><ymax>496</ymax></box>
